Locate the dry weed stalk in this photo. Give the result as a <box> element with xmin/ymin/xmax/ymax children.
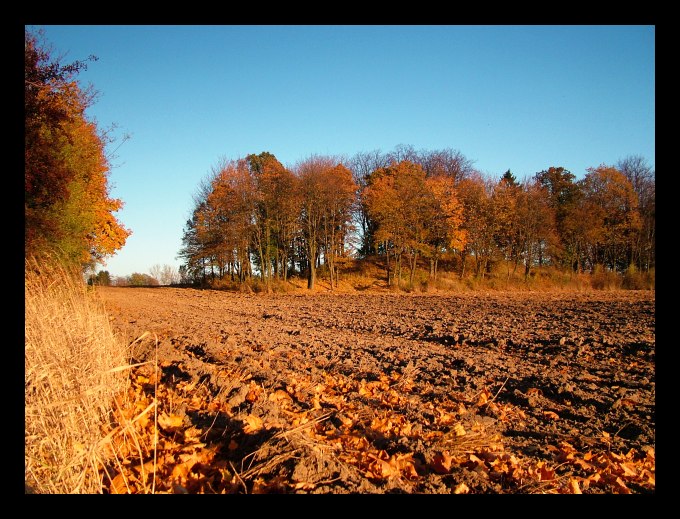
<box><xmin>24</xmin><ymin>258</ymin><xmax>145</xmax><ymax>493</ymax></box>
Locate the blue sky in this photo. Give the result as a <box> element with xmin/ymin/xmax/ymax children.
<box><xmin>32</xmin><ymin>25</ymin><xmax>655</xmax><ymax>278</ymax></box>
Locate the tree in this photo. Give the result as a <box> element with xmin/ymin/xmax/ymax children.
<box><xmin>365</xmin><ymin>161</ymin><xmax>431</xmax><ymax>288</ymax></box>
<box><xmin>128</xmin><ymin>273</ymin><xmax>159</xmax><ymax>286</ymax></box>
<box><xmin>25</xmin><ymin>29</ymin><xmax>130</xmax><ymax>269</ymax></box>
<box><xmin>248</xmin><ymin>152</ymin><xmax>280</xmax><ymax>288</ymax></box>
<box><xmin>578</xmin><ymin>165</ymin><xmax>641</xmax><ymax>272</ymax></box>
<box><xmin>617</xmin><ymin>155</ymin><xmax>655</xmax><ymax>271</ymax></box>
<box><xmin>149</xmin><ymin>264</ymin><xmax>180</xmax><ymax>285</ymax></box>
<box><xmin>534</xmin><ymin>167</ymin><xmax>582</xmax><ymax>270</ymax></box>
<box><xmin>160</xmin><ymin>264</ymin><xmax>180</xmax><ymax>285</ymax></box>
<box><xmin>320</xmin><ymin>164</ymin><xmax>357</xmax><ymax>289</ymax></box>
<box><xmin>418</xmin><ymin>148</ymin><xmax>475</xmax><ymax>184</ymax></box>
<box><xmin>424</xmin><ymin>175</ymin><xmax>466</xmax><ymax>280</ymax></box>
<box><xmin>295</xmin><ymin>156</ymin><xmax>357</xmax><ymax>290</ymax></box>
<box><xmin>457</xmin><ymin>173</ymin><xmax>499</xmax><ymax>279</ymax></box>
<box><xmin>87</xmin><ymin>270</ymin><xmax>111</xmax><ymax>286</ymax></box>
<box><xmin>513</xmin><ymin>179</ymin><xmax>557</xmax><ymax>278</ymax></box>
<box><xmin>348</xmin><ymin>149</ymin><xmax>390</xmax><ymax>256</ymax></box>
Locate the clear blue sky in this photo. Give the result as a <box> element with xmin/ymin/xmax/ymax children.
<box><xmin>32</xmin><ymin>25</ymin><xmax>655</xmax><ymax>278</ymax></box>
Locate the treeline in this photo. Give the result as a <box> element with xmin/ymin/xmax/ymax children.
<box><xmin>25</xmin><ymin>29</ymin><xmax>130</xmax><ymax>269</ymax></box>
<box><xmin>88</xmin><ymin>264</ymin><xmax>180</xmax><ymax>286</ymax></box>
<box><xmin>179</xmin><ymin>145</ymin><xmax>654</xmax><ymax>290</ymax></box>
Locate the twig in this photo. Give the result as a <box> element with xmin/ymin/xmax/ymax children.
<box><xmin>230</xmin><ymin>461</ymin><xmax>248</xmax><ymax>494</ymax></box>
<box><xmin>484</xmin><ymin>376</ymin><xmax>510</xmax><ymax>408</ymax></box>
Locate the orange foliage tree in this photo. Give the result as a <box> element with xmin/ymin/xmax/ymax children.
<box><xmin>365</xmin><ymin>160</ymin><xmax>466</xmax><ymax>288</ymax></box>
<box><xmin>25</xmin><ymin>29</ymin><xmax>130</xmax><ymax>269</ymax></box>
<box><xmin>296</xmin><ymin>156</ymin><xmax>356</xmax><ymax>290</ymax></box>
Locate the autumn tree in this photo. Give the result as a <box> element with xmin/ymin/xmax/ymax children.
<box><xmin>617</xmin><ymin>155</ymin><xmax>655</xmax><ymax>271</ymax></box>
<box><xmin>457</xmin><ymin>172</ymin><xmax>499</xmax><ymax>279</ymax></box>
<box><xmin>207</xmin><ymin>158</ymin><xmax>257</xmax><ymax>282</ymax></box>
<box><xmin>492</xmin><ymin>171</ymin><xmax>521</xmax><ymax>279</ymax></box>
<box><xmin>418</xmin><ymin>148</ymin><xmax>475</xmax><ymax>184</ymax></box>
<box><xmin>513</xmin><ymin>179</ymin><xmax>558</xmax><ymax>278</ymax></box>
<box><xmin>128</xmin><ymin>273</ymin><xmax>159</xmax><ymax>286</ymax></box>
<box><xmin>577</xmin><ymin>165</ymin><xmax>641</xmax><ymax>272</ymax></box>
<box><xmin>348</xmin><ymin>149</ymin><xmax>390</xmax><ymax>256</ymax></box>
<box><xmin>296</xmin><ymin>156</ymin><xmax>357</xmax><ymax>290</ymax></box>
<box><xmin>247</xmin><ymin>152</ymin><xmax>285</xmax><ymax>289</ymax></box>
<box><xmin>424</xmin><ymin>175</ymin><xmax>466</xmax><ymax>280</ymax></box>
<box><xmin>534</xmin><ymin>167</ymin><xmax>582</xmax><ymax>270</ymax></box>
<box><xmin>25</xmin><ymin>29</ymin><xmax>130</xmax><ymax>269</ymax></box>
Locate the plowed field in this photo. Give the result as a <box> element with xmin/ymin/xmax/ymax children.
<box><xmin>97</xmin><ymin>287</ymin><xmax>655</xmax><ymax>494</ymax></box>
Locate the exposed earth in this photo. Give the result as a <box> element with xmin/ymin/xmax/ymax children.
<box><xmin>96</xmin><ymin>285</ymin><xmax>655</xmax><ymax>494</ymax></box>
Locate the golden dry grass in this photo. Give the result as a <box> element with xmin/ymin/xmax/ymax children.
<box><xmin>25</xmin><ymin>258</ymin><xmax>132</xmax><ymax>493</ymax></box>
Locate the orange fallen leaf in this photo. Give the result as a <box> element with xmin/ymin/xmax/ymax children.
<box><xmin>614</xmin><ymin>477</ymin><xmax>632</xmax><ymax>494</ymax></box>
<box><xmin>158</xmin><ymin>412</ymin><xmax>184</xmax><ymax>432</ymax></box>
<box><xmin>243</xmin><ymin>414</ymin><xmax>264</xmax><ymax>433</ymax></box>
<box><xmin>569</xmin><ymin>478</ymin><xmax>582</xmax><ymax>494</ymax></box>
<box><xmin>432</xmin><ymin>451</ymin><xmax>453</xmax><ymax>474</ymax></box>
<box><xmin>109</xmin><ymin>473</ymin><xmax>129</xmax><ymax>494</ymax></box>
<box><xmin>619</xmin><ymin>462</ymin><xmax>637</xmax><ymax>477</ymax></box>
<box><xmin>453</xmin><ymin>482</ymin><xmax>470</xmax><ymax>494</ymax></box>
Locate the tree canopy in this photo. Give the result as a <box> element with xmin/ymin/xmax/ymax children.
<box><xmin>25</xmin><ymin>29</ymin><xmax>130</xmax><ymax>269</ymax></box>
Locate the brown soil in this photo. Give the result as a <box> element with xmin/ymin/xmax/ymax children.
<box><xmin>97</xmin><ymin>286</ymin><xmax>655</xmax><ymax>494</ymax></box>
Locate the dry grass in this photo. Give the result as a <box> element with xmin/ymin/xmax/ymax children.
<box><xmin>24</xmin><ymin>257</ymin><xmax>135</xmax><ymax>493</ymax></box>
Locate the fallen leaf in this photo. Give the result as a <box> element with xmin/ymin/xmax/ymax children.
<box><xmin>158</xmin><ymin>412</ymin><xmax>184</xmax><ymax>432</ymax></box>
<box><xmin>569</xmin><ymin>478</ymin><xmax>582</xmax><ymax>494</ymax></box>
<box><xmin>109</xmin><ymin>473</ymin><xmax>129</xmax><ymax>494</ymax></box>
<box><xmin>453</xmin><ymin>482</ymin><xmax>470</xmax><ymax>494</ymax></box>
<box><xmin>243</xmin><ymin>414</ymin><xmax>264</xmax><ymax>434</ymax></box>
<box><xmin>619</xmin><ymin>462</ymin><xmax>637</xmax><ymax>477</ymax></box>
<box><xmin>614</xmin><ymin>477</ymin><xmax>632</xmax><ymax>494</ymax></box>
<box><xmin>453</xmin><ymin>423</ymin><xmax>466</xmax><ymax>437</ymax></box>
<box><xmin>432</xmin><ymin>451</ymin><xmax>453</xmax><ymax>474</ymax></box>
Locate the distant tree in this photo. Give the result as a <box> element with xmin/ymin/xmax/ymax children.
<box><xmin>295</xmin><ymin>156</ymin><xmax>357</xmax><ymax>290</ymax></box>
<box><xmin>112</xmin><ymin>276</ymin><xmax>128</xmax><ymax>286</ymax></box>
<box><xmin>500</xmin><ymin>169</ymin><xmax>519</xmax><ymax>187</ymax></box>
<box><xmin>247</xmin><ymin>152</ymin><xmax>289</xmax><ymax>289</ymax></box>
<box><xmin>160</xmin><ymin>264</ymin><xmax>180</xmax><ymax>285</ymax></box>
<box><xmin>534</xmin><ymin>167</ymin><xmax>582</xmax><ymax>270</ymax></box>
<box><xmin>418</xmin><ymin>148</ymin><xmax>475</xmax><ymax>183</ymax></box>
<box><xmin>87</xmin><ymin>270</ymin><xmax>111</xmax><ymax>286</ymax></box>
<box><xmin>513</xmin><ymin>179</ymin><xmax>557</xmax><ymax>278</ymax></box>
<box><xmin>149</xmin><ymin>264</ymin><xmax>180</xmax><ymax>285</ymax></box>
<box><xmin>457</xmin><ymin>172</ymin><xmax>499</xmax><ymax>279</ymax></box>
<box><xmin>578</xmin><ymin>165</ymin><xmax>641</xmax><ymax>272</ymax></box>
<box><xmin>348</xmin><ymin>149</ymin><xmax>390</xmax><ymax>257</ymax></box>
<box><xmin>128</xmin><ymin>273</ymin><xmax>159</xmax><ymax>286</ymax></box>
<box><xmin>365</xmin><ymin>161</ymin><xmax>433</xmax><ymax>287</ymax></box>
<box><xmin>149</xmin><ymin>264</ymin><xmax>163</xmax><ymax>283</ymax></box>
<box><xmin>423</xmin><ymin>175</ymin><xmax>466</xmax><ymax>280</ymax></box>
<box><xmin>616</xmin><ymin>155</ymin><xmax>655</xmax><ymax>271</ymax></box>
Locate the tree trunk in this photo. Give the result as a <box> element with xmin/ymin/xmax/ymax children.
<box><xmin>307</xmin><ymin>244</ymin><xmax>317</xmax><ymax>289</ymax></box>
<box><xmin>409</xmin><ymin>251</ymin><xmax>418</xmax><ymax>288</ymax></box>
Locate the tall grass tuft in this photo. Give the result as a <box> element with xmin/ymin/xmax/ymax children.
<box><xmin>25</xmin><ymin>257</ymin><xmax>131</xmax><ymax>493</ymax></box>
